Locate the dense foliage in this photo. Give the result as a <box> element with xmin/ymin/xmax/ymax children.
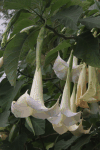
<box><xmin>1</xmin><ymin>0</ymin><xmax>100</xmax><ymax>150</ymax></box>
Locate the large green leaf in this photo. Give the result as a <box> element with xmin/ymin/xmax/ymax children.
<box><xmin>67</xmin><ymin>0</ymin><xmax>91</xmax><ymax>11</ymax></box>
<box><xmin>2</xmin><ymin>9</ymin><xmax>30</xmax><ymax>34</ymax></box>
<box><xmin>26</xmin><ymin>50</ymin><xmax>36</xmax><ymax>66</ymax></box>
<box><xmin>52</xmin><ymin>5</ymin><xmax>83</xmax><ymax>30</ymax></box>
<box><xmin>30</xmin><ymin>117</ymin><xmax>45</xmax><ymax>135</ymax></box>
<box><xmin>0</xmin><ymin>111</ymin><xmax>10</xmax><ymax>127</ymax></box>
<box><xmin>20</xmin><ymin>28</ymin><xmax>39</xmax><ymax>60</ymax></box>
<box><xmin>45</xmin><ymin>41</ymin><xmax>71</xmax><ymax>66</ymax></box>
<box><xmin>12</xmin><ymin>19</ymin><xmax>34</xmax><ymax>35</ymax></box>
<box><xmin>54</xmin><ymin>136</ymin><xmax>78</xmax><ymax>150</ymax></box>
<box><xmin>79</xmin><ymin>16</ymin><xmax>100</xmax><ymax>29</ymax></box>
<box><xmin>4</xmin><ymin>32</ymin><xmax>28</xmax><ymax>86</ymax></box>
<box><xmin>74</xmin><ymin>31</ymin><xmax>100</xmax><ymax>67</ymax></box>
<box><xmin>25</xmin><ymin>117</ymin><xmax>35</xmax><ymax>135</ymax></box>
<box><xmin>50</xmin><ymin>0</ymin><xmax>71</xmax><ymax>14</ymax></box>
<box><xmin>10</xmin><ymin>11</ymin><xmax>33</xmax><ymax>37</ymax></box>
<box><xmin>71</xmin><ymin>134</ymin><xmax>91</xmax><ymax>150</ymax></box>
<box><xmin>0</xmin><ymin>79</ymin><xmax>25</xmax><ymax>110</ymax></box>
<box><xmin>10</xmin><ymin>133</ymin><xmax>27</xmax><ymax>150</ymax></box>
<box><xmin>89</xmin><ymin>1</ymin><xmax>100</xmax><ymax>11</ymax></box>
<box><xmin>4</xmin><ymin>0</ymin><xmax>31</xmax><ymax>9</ymax></box>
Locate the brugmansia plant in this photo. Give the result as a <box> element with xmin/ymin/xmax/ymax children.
<box><xmin>1</xmin><ymin>0</ymin><xmax>100</xmax><ymax>149</ymax></box>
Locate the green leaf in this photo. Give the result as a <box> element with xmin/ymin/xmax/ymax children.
<box><xmin>11</xmin><ymin>16</ymin><xmax>34</xmax><ymax>37</ymax></box>
<box><xmin>45</xmin><ymin>41</ymin><xmax>71</xmax><ymax>66</ymax></box>
<box><xmin>71</xmin><ymin>135</ymin><xmax>91</xmax><ymax>150</ymax></box>
<box><xmin>20</xmin><ymin>28</ymin><xmax>39</xmax><ymax>60</ymax></box>
<box><xmin>1</xmin><ymin>9</ymin><xmax>30</xmax><ymax>47</ymax></box>
<box><xmin>4</xmin><ymin>0</ymin><xmax>31</xmax><ymax>9</ymax></box>
<box><xmin>89</xmin><ymin>3</ymin><xmax>99</xmax><ymax>11</ymax></box>
<box><xmin>50</xmin><ymin>0</ymin><xmax>70</xmax><ymax>14</ymax></box>
<box><xmin>94</xmin><ymin>0</ymin><xmax>100</xmax><ymax>11</ymax></box>
<box><xmin>4</xmin><ymin>32</ymin><xmax>28</xmax><ymax>86</ymax></box>
<box><xmin>25</xmin><ymin>117</ymin><xmax>35</xmax><ymax>135</ymax></box>
<box><xmin>26</xmin><ymin>50</ymin><xmax>36</xmax><ymax>66</ymax></box>
<box><xmin>67</xmin><ymin>0</ymin><xmax>91</xmax><ymax>11</ymax></box>
<box><xmin>30</xmin><ymin>117</ymin><xmax>45</xmax><ymax>135</ymax></box>
<box><xmin>46</xmin><ymin>142</ymin><xmax>54</xmax><ymax>150</ymax></box>
<box><xmin>79</xmin><ymin>16</ymin><xmax>100</xmax><ymax>29</ymax></box>
<box><xmin>52</xmin><ymin>5</ymin><xmax>83</xmax><ymax>30</ymax></box>
<box><xmin>54</xmin><ymin>136</ymin><xmax>78</xmax><ymax>150</ymax></box>
<box><xmin>74</xmin><ymin>31</ymin><xmax>100</xmax><ymax>67</ymax></box>
<box><xmin>13</xmin><ymin>19</ymin><xmax>34</xmax><ymax>33</ymax></box>
<box><xmin>0</xmin><ymin>79</ymin><xmax>25</xmax><ymax>110</ymax></box>
<box><xmin>10</xmin><ymin>133</ymin><xmax>27</xmax><ymax>150</ymax></box>
<box><xmin>9</xmin><ymin>10</ymin><xmax>31</xmax><ymax>32</ymax></box>
<box><xmin>8</xmin><ymin>124</ymin><xmax>18</xmax><ymax>142</ymax></box>
<box><xmin>0</xmin><ymin>111</ymin><xmax>10</xmax><ymax>127</ymax></box>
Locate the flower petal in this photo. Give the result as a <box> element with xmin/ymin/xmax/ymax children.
<box><xmin>27</xmin><ymin>95</ymin><xmax>60</xmax><ymax>117</ymax></box>
<box><xmin>11</xmin><ymin>92</ymin><xmax>34</xmax><ymax>118</ymax></box>
<box><xmin>31</xmin><ymin>110</ymin><xmax>50</xmax><ymax>119</ymax></box>
<box><xmin>53</xmin><ymin>54</ymin><xmax>68</xmax><ymax>80</ymax></box>
<box><xmin>47</xmin><ymin>112</ymin><xmax>63</xmax><ymax>124</ymax></box>
<box><xmin>11</xmin><ymin>101</ymin><xmax>33</xmax><ymax>118</ymax></box>
<box><xmin>61</xmin><ymin>111</ymin><xmax>81</xmax><ymax>126</ymax></box>
<box><xmin>53</xmin><ymin>54</ymin><xmax>82</xmax><ymax>83</ymax></box>
<box><xmin>48</xmin><ymin>113</ymin><xmax>68</xmax><ymax>134</ymax></box>
<box><xmin>11</xmin><ymin>92</ymin><xmax>48</xmax><ymax>119</ymax></box>
<box><xmin>68</xmin><ymin>120</ymin><xmax>91</xmax><ymax>136</ymax></box>
<box><xmin>52</xmin><ymin>123</ymin><xmax>68</xmax><ymax>135</ymax></box>
<box><xmin>72</xmin><ymin>65</ymin><xmax>83</xmax><ymax>83</ymax></box>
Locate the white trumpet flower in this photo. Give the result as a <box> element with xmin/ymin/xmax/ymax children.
<box><xmin>11</xmin><ymin>26</ymin><xmax>60</xmax><ymax>119</ymax></box>
<box><xmin>48</xmin><ymin>83</ymin><xmax>90</xmax><ymax>135</ymax></box>
<box><xmin>48</xmin><ymin>82</ymin><xmax>91</xmax><ymax>136</ymax></box>
<box><xmin>59</xmin><ymin>51</ymin><xmax>81</xmax><ymax>127</ymax></box>
<box><xmin>26</xmin><ymin>67</ymin><xmax>60</xmax><ymax>119</ymax></box>
<box><xmin>48</xmin><ymin>53</ymin><xmax>90</xmax><ymax>136</ymax></box>
<box><xmin>53</xmin><ymin>53</ymin><xmax>83</xmax><ymax>83</ymax></box>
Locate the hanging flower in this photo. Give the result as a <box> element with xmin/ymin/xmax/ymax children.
<box><xmin>11</xmin><ymin>26</ymin><xmax>60</xmax><ymax>119</ymax></box>
<box><xmin>26</xmin><ymin>67</ymin><xmax>60</xmax><ymax>119</ymax></box>
<box><xmin>47</xmin><ymin>52</ymin><xmax>91</xmax><ymax>136</ymax></box>
<box><xmin>53</xmin><ymin>53</ymin><xmax>83</xmax><ymax>83</ymax></box>
<box><xmin>48</xmin><ymin>82</ymin><xmax>91</xmax><ymax>136</ymax></box>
